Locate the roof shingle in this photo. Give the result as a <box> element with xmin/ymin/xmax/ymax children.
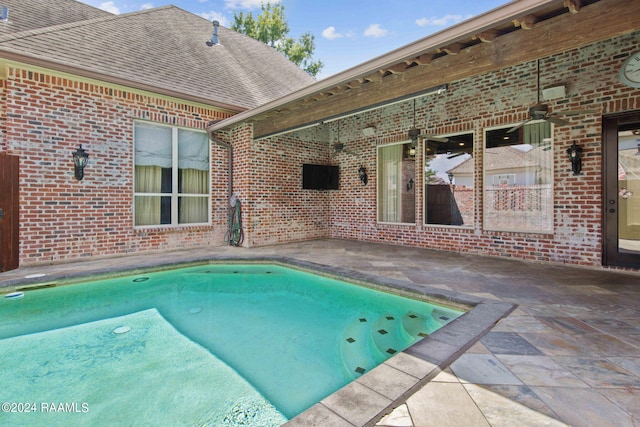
<box><xmin>0</xmin><ymin>2</ymin><xmax>315</xmax><ymax>110</ymax></box>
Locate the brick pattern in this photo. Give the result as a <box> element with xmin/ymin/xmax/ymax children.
<box><xmin>238</xmin><ymin>31</ymin><xmax>640</xmax><ymax>267</ymax></box>
<box><xmin>3</xmin><ymin>67</ymin><xmax>232</xmax><ymax>264</ymax></box>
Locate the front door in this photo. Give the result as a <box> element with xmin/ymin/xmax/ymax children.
<box><xmin>603</xmin><ymin>112</ymin><xmax>640</xmax><ymax>268</ymax></box>
<box><xmin>0</xmin><ymin>154</ymin><xmax>19</xmax><ymax>272</ymax></box>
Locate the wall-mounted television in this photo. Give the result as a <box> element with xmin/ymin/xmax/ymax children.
<box><xmin>302</xmin><ymin>164</ymin><xmax>339</xmax><ymax>190</ymax></box>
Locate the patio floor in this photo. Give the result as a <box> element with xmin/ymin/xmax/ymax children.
<box><xmin>1</xmin><ymin>238</ymin><xmax>639</xmax><ymax>426</ymax></box>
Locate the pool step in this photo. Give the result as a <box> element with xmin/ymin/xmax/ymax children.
<box><xmin>340</xmin><ymin>315</ymin><xmax>379</xmax><ymax>379</ymax></box>
<box><xmin>401</xmin><ymin>311</ymin><xmax>430</xmax><ymax>340</ymax></box>
<box><xmin>340</xmin><ymin>312</ymin><xmax>421</xmax><ymax>379</ymax></box>
<box><xmin>429</xmin><ymin>308</ymin><xmax>457</xmax><ymax>329</ymax></box>
<box><xmin>371</xmin><ymin>314</ymin><xmax>413</xmax><ymax>360</ymax></box>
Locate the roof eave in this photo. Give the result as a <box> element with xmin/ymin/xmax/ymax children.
<box><xmin>0</xmin><ymin>50</ymin><xmax>245</xmax><ymax>113</ymax></box>
<box><xmin>208</xmin><ymin>0</ymin><xmax>561</xmax><ymax>132</ymax></box>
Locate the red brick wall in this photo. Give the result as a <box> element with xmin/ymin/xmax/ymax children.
<box><xmin>238</xmin><ymin>124</ymin><xmax>333</xmax><ymax>246</ymax></box>
<box><xmin>2</xmin><ymin>67</ymin><xmax>233</xmax><ymax>265</ymax></box>
<box><xmin>232</xmin><ymin>31</ymin><xmax>640</xmax><ymax>268</ymax></box>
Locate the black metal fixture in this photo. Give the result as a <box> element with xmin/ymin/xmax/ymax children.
<box><xmin>447</xmin><ymin>172</ymin><xmax>454</xmax><ymax>185</ymax></box>
<box><xmin>566</xmin><ymin>141</ymin><xmax>582</xmax><ymax>175</ymax></box>
<box><xmin>408</xmin><ymin>99</ymin><xmax>420</xmax><ymax>149</ymax></box>
<box><xmin>358</xmin><ymin>166</ymin><xmax>368</xmax><ymax>186</ymax></box>
<box><xmin>407</xmin><ymin>178</ymin><xmax>414</xmax><ymax>191</ymax></box>
<box><xmin>72</xmin><ymin>144</ymin><xmax>89</xmax><ymax>180</ymax></box>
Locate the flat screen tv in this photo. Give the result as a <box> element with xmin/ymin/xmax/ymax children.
<box><xmin>302</xmin><ymin>164</ymin><xmax>339</xmax><ymax>190</ymax></box>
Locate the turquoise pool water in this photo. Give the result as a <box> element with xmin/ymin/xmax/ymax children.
<box><xmin>0</xmin><ymin>264</ymin><xmax>463</xmax><ymax>426</ymax></box>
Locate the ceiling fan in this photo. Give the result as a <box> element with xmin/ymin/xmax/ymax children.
<box><xmin>331</xmin><ymin>122</ymin><xmax>357</xmax><ymax>156</ymax></box>
<box><xmin>508</xmin><ymin>59</ymin><xmax>596</xmax><ymax>133</ymax></box>
<box><xmin>407</xmin><ymin>99</ymin><xmax>449</xmax><ymax>146</ymax></box>
<box><xmin>331</xmin><ymin>142</ymin><xmax>357</xmax><ymax>156</ymax></box>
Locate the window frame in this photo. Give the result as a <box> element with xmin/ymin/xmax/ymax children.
<box><xmin>482</xmin><ymin>120</ymin><xmax>554</xmax><ymax>234</ymax></box>
<box><xmin>422</xmin><ymin>132</ymin><xmax>474</xmax><ymax>228</ymax></box>
<box><xmin>133</xmin><ymin>121</ymin><xmax>211</xmax><ymax>229</ymax></box>
<box><xmin>376</xmin><ymin>140</ymin><xmax>417</xmax><ymax>225</ymax></box>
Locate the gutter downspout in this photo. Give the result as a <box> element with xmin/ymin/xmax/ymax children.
<box><xmin>207</xmin><ymin>126</ymin><xmax>236</xmax><ymax>244</ymax></box>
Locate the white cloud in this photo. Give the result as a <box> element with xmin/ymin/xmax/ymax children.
<box><xmin>140</xmin><ymin>3</ymin><xmax>153</xmax><ymax>10</ymax></box>
<box><xmin>322</xmin><ymin>26</ymin><xmax>343</xmax><ymax>40</ymax></box>
<box><xmin>363</xmin><ymin>24</ymin><xmax>388</xmax><ymax>38</ymax></box>
<box><xmin>416</xmin><ymin>14</ymin><xmax>470</xmax><ymax>27</ymax></box>
<box><xmin>199</xmin><ymin>11</ymin><xmax>228</xmax><ymax>27</ymax></box>
<box><xmin>224</xmin><ymin>0</ymin><xmax>279</xmax><ymax>9</ymax></box>
<box><xmin>98</xmin><ymin>1</ymin><xmax>120</xmax><ymax>14</ymax></box>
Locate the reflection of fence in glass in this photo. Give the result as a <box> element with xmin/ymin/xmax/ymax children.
<box><xmin>485</xmin><ymin>184</ymin><xmax>553</xmax><ymax>232</ymax></box>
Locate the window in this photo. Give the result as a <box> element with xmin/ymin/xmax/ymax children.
<box><xmin>424</xmin><ymin>133</ymin><xmax>473</xmax><ymax>226</ymax></box>
<box><xmin>484</xmin><ymin>121</ymin><xmax>553</xmax><ymax>233</ymax></box>
<box><xmin>134</xmin><ymin>122</ymin><xmax>210</xmax><ymax>227</ymax></box>
<box><xmin>377</xmin><ymin>142</ymin><xmax>416</xmax><ymax>223</ymax></box>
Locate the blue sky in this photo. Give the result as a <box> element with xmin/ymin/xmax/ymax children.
<box><xmin>79</xmin><ymin>0</ymin><xmax>508</xmax><ymax>79</ymax></box>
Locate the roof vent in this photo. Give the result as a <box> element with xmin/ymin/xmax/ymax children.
<box><xmin>1</xmin><ymin>6</ymin><xmax>9</xmax><ymax>21</ymax></box>
<box><xmin>206</xmin><ymin>20</ymin><xmax>220</xmax><ymax>46</ymax></box>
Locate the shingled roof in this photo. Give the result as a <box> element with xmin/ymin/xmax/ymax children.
<box><xmin>0</xmin><ymin>2</ymin><xmax>315</xmax><ymax>111</ymax></box>
<box><xmin>0</xmin><ymin>0</ymin><xmax>111</xmax><ymax>36</ymax></box>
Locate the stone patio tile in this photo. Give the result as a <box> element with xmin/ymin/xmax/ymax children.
<box><xmin>463</xmin><ymin>383</ymin><xmax>568</xmax><ymax>427</ymax></box>
<box><xmin>567</xmin><ymin>332</ymin><xmax>640</xmax><ymax>356</ymax></box>
<box><xmin>405</xmin><ymin>381</ymin><xmax>490</xmax><ymax>427</ymax></box>
<box><xmin>491</xmin><ymin>315</ymin><xmax>556</xmax><ymax>333</ymax></box>
<box><xmin>383</xmin><ymin>352</ymin><xmax>438</xmax><ymax>380</ymax></box>
<box><xmin>496</xmin><ymin>355</ymin><xmax>589</xmax><ymax>387</ymax></box>
<box><xmin>357</xmin><ymin>363</ymin><xmax>421</xmax><ymax>401</ymax></box>
<box><xmin>375</xmin><ymin>404</ymin><xmax>413</xmax><ymax>427</ymax></box>
<box><xmin>431</xmin><ymin>367</ymin><xmax>460</xmax><ymax>383</ymax></box>
<box><xmin>518</xmin><ymin>332</ymin><xmax>587</xmax><ymax>356</ymax></box>
<box><xmin>553</xmin><ymin>357</ymin><xmax>640</xmax><ymax>388</ymax></box>
<box><xmin>321</xmin><ymin>381</ymin><xmax>392</xmax><ymax>427</ymax></box>
<box><xmin>532</xmin><ymin>386</ymin><xmax>636</xmax><ymax>427</ymax></box>
<box><xmin>597</xmin><ymin>388</ymin><xmax>640</xmax><ymax>421</ymax></box>
<box><xmin>480</xmin><ymin>331</ymin><xmax>544</xmax><ymax>355</ymax></box>
<box><xmin>285</xmin><ymin>402</ymin><xmax>354</xmax><ymax>427</ymax></box>
<box><xmin>450</xmin><ymin>354</ymin><xmax>523</xmax><ymax>385</ymax></box>
<box><xmin>534</xmin><ymin>316</ymin><xmax>601</xmax><ymax>335</ymax></box>
<box><xmin>478</xmin><ymin>384</ymin><xmax>560</xmax><ymax>419</ymax></box>
<box><xmin>607</xmin><ymin>356</ymin><xmax>640</xmax><ymax>377</ymax></box>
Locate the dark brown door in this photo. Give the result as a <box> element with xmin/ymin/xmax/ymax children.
<box><xmin>603</xmin><ymin>112</ymin><xmax>640</xmax><ymax>268</ymax></box>
<box><xmin>0</xmin><ymin>154</ymin><xmax>19</xmax><ymax>272</ymax></box>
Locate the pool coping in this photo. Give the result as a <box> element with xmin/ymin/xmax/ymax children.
<box><xmin>0</xmin><ymin>255</ymin><xmax>516</xmax><ymax>427</ymax></box>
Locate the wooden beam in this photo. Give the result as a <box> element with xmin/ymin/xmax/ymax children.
<box><xmin>513</xmin><ymin>15</ymin><xmax>539</xmax><ymax>29</ymax></box>
<box><xmin>251</xmin><ymin>0</ymin><xmax>639</xmax><ymax>138</ymax></box>
<box><xmin>438</xmin><ymin>42</ymin><xmax>464</xmax><ymax>55</ymax></box>
<box><xmin>413</xmin><ymin>53</ymin><xmax>436</xmax><ymax>65</ymax></box>
<box><xmin>384</xmin><ymin>62</ymin><xmax>409</xmax><ymax>74</ymax></box>
<box><xmin>474</xmin><ymin>29</ymin><xmax>500</xmax><ymax>42</ymax></box>
<box><xmin>564</xmin><ymin>0</ymin><xmax>583</xmax><ymax>13</ymax></box>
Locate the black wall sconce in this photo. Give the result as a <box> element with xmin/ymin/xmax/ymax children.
<box><xmin>72</xmin><ymin>144</ymin><xmax>89</xmax><ymax>180</ymax></box>
<box><xmin>358</xmin><ymin>166</ymin><xmax>368</xmax><ymax>185</ymax></box>
<box><xmin>566</xmin><ymin>141</ymin><xmax>582</xmax><ymax>175</ymax></box>
<box><xmin>447</xmin><ymin>172</ymin><xmax>454</xmax><ymax>185</ymax></box>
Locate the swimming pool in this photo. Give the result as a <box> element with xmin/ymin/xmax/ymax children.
<box><xmin>0</xmin><ymin>263</ymin><xmax>464</xmax><ymax>426</ymax></box>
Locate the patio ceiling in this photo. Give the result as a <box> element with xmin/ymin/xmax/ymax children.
<box><xmin>209</xmin><ymin>0</ymin><xmax>638</xmax><ymax>139</ymax></box>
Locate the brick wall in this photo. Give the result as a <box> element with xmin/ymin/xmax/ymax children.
<box><xmin>2</xmin><ymin>67</ymin><xmax>233</xmax><ymax>265</ymax></box>
<box><xmin>232</xmin><ymin>31</ymin><xmax>640</xmax><ymax>268</ymax></box>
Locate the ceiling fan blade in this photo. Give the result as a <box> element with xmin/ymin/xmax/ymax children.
<box><xmin>548</xmin><ymin>116</ymin><xmax>570</xmax><ymax>126</ymax></box>
<box><xmin>446</xmin><ymin>152</ymin><xmax>467</xmax><ymax>159</ymax></box>
<box><xmin>552</xmin><ymin>109</ymin><xmax>597</xmax><ymax>117</ymax></box>
<box><xmin>507</xmin><ymin>119</ymin><xmax>532</xmax><ymax>133</ymax></box>
<box><xmin>420</xmin><ymin>135</ymin><xmax>449</xmax><ymax>143</ymax></box>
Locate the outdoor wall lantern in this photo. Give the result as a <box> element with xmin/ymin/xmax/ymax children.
<box><xmin>566</xmin><ymin>141</ymin><xmax>582</xmax><ymax>175</ymax></box>
<box><xmin>72</xmin><ymin>144</ymin><xmax>89</xmax><ymax>180</ymax></box>
<box><xmin>447</xmin><ymin>172</ymin><xmax>454</xmax><ymax>185</ymax></box>
<box><xmin>358</xmin><ymin>166</ymin><xmax>368</xmax><ymax>186</ymax></box>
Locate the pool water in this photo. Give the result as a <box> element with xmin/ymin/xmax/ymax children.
<box><xmin>0</xmin><ymin>264</ymin><xmax>463</xmax><ymax>426</ymax></box>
